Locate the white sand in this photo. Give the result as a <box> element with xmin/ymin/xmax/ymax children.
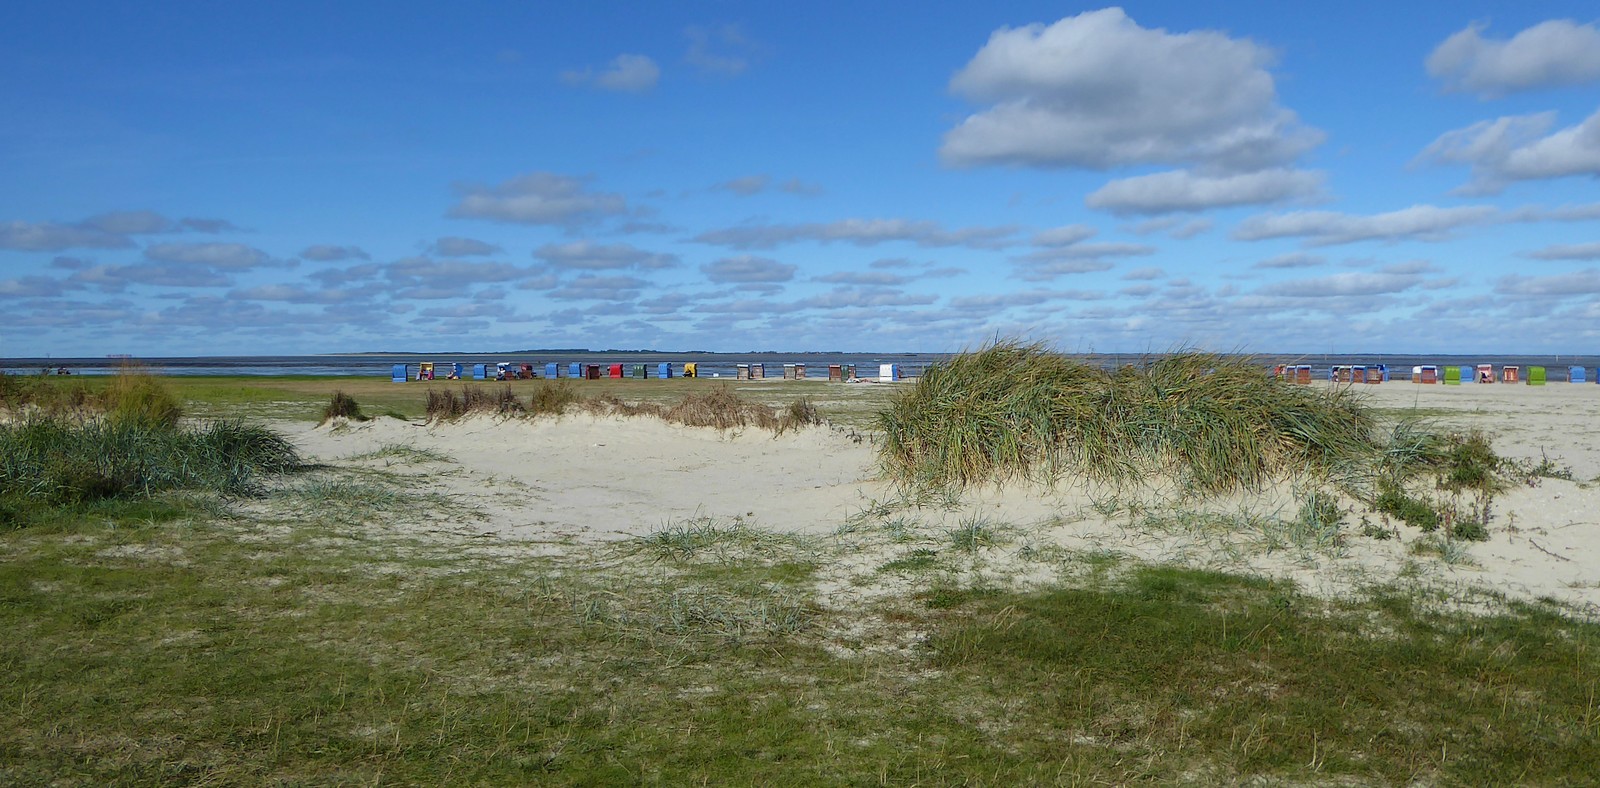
<box><xmin>282</xmin><ymin>380</ymin><xmax>1600</xmax><ymax>613</ymax></box>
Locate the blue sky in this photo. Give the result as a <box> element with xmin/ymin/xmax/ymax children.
<box><xmin>3</xmin><ymin>1</ymin><xmax>1599</xmax><ymax>356</ymax></box>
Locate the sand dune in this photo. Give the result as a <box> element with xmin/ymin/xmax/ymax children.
<box><xmin>282</xmin><ymin>380</ymin><xmax>1600</xmax><ymax>613</ymax></box>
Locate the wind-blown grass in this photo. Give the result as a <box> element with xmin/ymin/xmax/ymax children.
<box><xmin>425</xmin><ymin>383</ymin><xmax>822</xmax><ymax>434</ymax></box>
<box><xmin>879</xmin><ymin>341</ymin><xmax>1381</xmax><ymax>495</ymax></box>
<box><xmin>0</xmin><ymin>417</ymin><xmax>300</xmax><ymax>519</ymax></box>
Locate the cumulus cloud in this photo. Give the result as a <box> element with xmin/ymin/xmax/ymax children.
<box><xmin>560</xmin><ymin>54</ymin><xmax>660</xmax><ymax>92</ymax></box>
<box><xmin>144</xmin><ymin>242</ymin><xmax>273</xmax><ymax>269</ymax></box>
<box><xmin>716</xmin><ymin>175</ymin><xmax>770</xmax><ymax>195</ymax></box>
<box><xmin>1120</xmin><ymin>267</ymin><xmax>1166</xmax><ymax>280</ymax></box>
<box><xmin>448</xmin><ymin>172</ymin><xmax>628</xmax><ymax>227</ymax></box>
<box><xmin>941</xmin><ymin>8</ymin><xmax>1321</xmax><ymax>173</ymax></box>
<box><xmin>0</xmin><ymin>220</ymin><xmax>133</xmax><ymax>251</ymax></box>
<box><xmin>227</xmin><ymin>285</ymin><xmax>360</xmax><ymax>304</ymax></box>
<box><xmin>0</xmin><ymin>276</ymin><xmax>74</xmax><ymax>297</ymax></box>
<box><xmin>80</xmin><ymin>211</ymin><xmax>176</xmax><ymax>235</ymax></box>
<box><xmin>299</xmin><ymin>244</ymin><xmax>370</xmax><ymax>261</ymax></box>
<box><xmin>534</xmin><ymin>241</ymin><xmax>678</xmax><ymax>270</ymax></box>
<box><xmin>1129</xmin><ymin>216</ymin><xmax>1213</xmax><ymax>239</ymax></box>
<box><xmin>180</xmin><ymin>217</ymin><xmax>239</xmax><ymax>233</ymax></box>
<box><xmin>1257</xmin><ymin>271</ymin><xmax>1423</xmax><ymax>297</ymax></box>
<box><xmin>72</xmin><ymin>263</ymin><xmax>233</xmax><ymax>289</ymax></box>
<box><xmin>1427</xmin><ymin>20</ymin><xmax>1600</xmax><ymax>97</ymax></box>
<box><xmin>1087</xmin><ymin>169</ymin><xmax>1324</xmax><ymax>215</ymax></box>
<box><xmin>685</xmin><ymin>24</ymin><xmax>761</xmax><ymax>75</ymax></box>
<box><xmin>701</xmin><ymin>255</ymin><xmax>797</xmax><ymax>283</ymax></box>
<box><xmin>547</xmin><ymin>274</ymin><xmax>652</xmax><ymax>301</ymax></box>
<box><xmin>386</xmin><ymin>257</ymin><xmax>528</xmax><ymax>289</ymax></box>
<box><xmin>805</xmin><ymin>287</ymin><xmax>938</xmax><ymax>309</ymax></box>
<box><xmin>1233</xmin><ymin>205</ymin><xmax>1499</xmax><ymax>246</ymax></box>
<box><xmin>1418</xmin><ymin>108</ymin><xmax>1600</xmax><ymax>195</ymax></box>
<box><xmin>813</xmin><ymin>271</ymin><xmax>914</xmax><ymax>286</ymax></box>
<box><xmin>694</xmin><ymin>218</ymin><xmax>1019</xmax><ymax>250</ymax></box>
<box><xmin>430</xmin><ymin>236</ymin><xmax>501</xmax><ymax>257</ymax></box>
<box><xmin>1031</xmin><ymin>224</ymin><xmax>1097</xmax><ymax>246</ymax></box>
<box><xmin>1524</xmin><ymin>242</ymin><xmax>1600</xmax><ymax>260</ymax></box>
<box><xmin>1495</xmin><ymin>268</ymin><xmax>1600</xmax><ymax>296</ymax></box>
<box><xmin>1253</xmin><ymin>252</ymin><xmax>1325</xmax><ymax>269</ymax></box>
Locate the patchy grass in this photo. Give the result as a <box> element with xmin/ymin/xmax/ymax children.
<box><xmin>4</xmin><ymin>477</ymin><xmax>1599</xmax><ymax>784</ymax></box>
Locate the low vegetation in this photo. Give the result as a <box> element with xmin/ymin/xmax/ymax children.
<box><xmin>318</xmin><ymin>390</ymin><xmax>367</xmax><ymax>424</ymax></box>
<box><xmin>425</xmin><ymin>381</ymin><xmax>823</xmax><ymax>434</ymax></box>
<box><xmin>0</xmin><ymin>370</ymin><xmax>299</xmax><ymax>529</ymax></box>
<box><xmin>880</xmin><ymin>341</ymin><xmax>1377</xmax><ymax>494</ymax></box>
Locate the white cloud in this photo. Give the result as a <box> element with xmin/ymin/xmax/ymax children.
<box><xmin>80</xmin><ymin>211</ymin><xmax>176</xmax><ymax>235</ymax></box>
<box><xmin>144</xmin><ymin>242</ymin><xmax>273</xmax><ymax>269</ymax></box>
<box><xmin>1419</xmin><ymin>108</ymin><xmax>1600</xmax><ymax>194</ymax></box>
<box><xmin>1524</xmin><ymin>242</ymin><xmax>1600</xmax><ymax>260</ymax></box>
<box><xmin>1086</xmin><ymin>169</ymin><xmax>1324</xmax><ymax>215</ymax></box>
<box><xmin>1233</xmin><ymin>205</ymin><xmax>1498</xmax><ymax>246</ymax></box>
<box><xmin>547</xmin><ymin>274</ymin><xmax>652</xmax><ymax>301</ymax></box>
<box><xmin>1031</xmin><ymin>224</ymin><xmax>1097</xmax><ymax>246</ymax></box>
<box><xmin>448</xmin><ymin>172</ymin><xmax>628</xmax><ymax>226</ymax></box>
<box><xmin>813</xmin><ymin>271</ymin><xmax>913</xmax><ymax>286</ymax></box>
<box><xmin>685</xmin><ymin>24</ymin><xmax>761</xmax><ymax>75</ymax></box>
<box><xmin>716</xmin><ymin>175</ymin><xmax>770</xmax><ymax>195</ymax></box>
<box><xmin>1427</xmin><ymin>20</ymin><xmax>1600</xmax><ymax>97</ymax></box>
<box><xmin>300</xmin><ymin>244</ymin><xmax>370</xmax><ymax>261</ymax></box>
<box><xmin>430</xmin><ymin>236</ymin><xmax>501</xmax><ymax>257</ymax></box>
<box><xmin>694</xmin><ymin>218</ymin><xmax>1019</xmax><ymax>250</ymax></box>
<box><xmin>0</xmin><ymin>220</ymin><xmax>132</xmax><ymax>251</ymax></box>
<box><xmin>560</xmin><ymin>54</ymin><xmax>660</xmax><ymax>93</ymax></box>
<box><xmin>1257</xmin><ymin>272</ymin><xmax>1423</xmax><ymax>297</ymax></box>
<box><xmin>941</xmin><ymin>8</ymin><xmax>1321</xmax><ymax>172</ymax></box>
<box><xmin>701</xmin><ymin>255</ymin><xmax>796</xmax><ymax>283</ymax></box>
<box><xmin>1495</xmin><ymin>268</ymin><xmax>1600</xmax><ymax>296</ymax></box>
<box><xmin>534</xmin><ymin>241</ymin><xmax>678</xmax><ymax>270</ymax></box>
<box><xmin>1252</xmin><ymin>252</ymin><xmax>1325</xmax><ymax>269</ymax></box>
<box><xmin>386</xmin><ymin>257</ymin><xmax>527</xmax><ymax>288</ymax></box>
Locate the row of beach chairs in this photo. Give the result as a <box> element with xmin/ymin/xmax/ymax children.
<box><xmin>1408</xmin><ymin>365</ymin><xmax>1594</xmax><ymax>385</ymax></box>
<box><xmin>392</xmin><ymin>362</ymin><xmax>903</xmax><ymax>383</ymax></box>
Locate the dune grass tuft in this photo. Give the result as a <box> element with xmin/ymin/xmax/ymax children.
<box><xmin>423</xmin><ymin>382</ymin><xmax>820</xmax><ymax>434</ymax></box>
<box><xmin>319</xmin><ymin>390</ymin><xmax>367</xmax><ymax>424</ymax></box>
<box><xmin>879</xmin><ymin>341</ymin><xmax>1382</xmax><ymax>495</ymax></box>
<box><xmin>0</xmin><ymin>416</ymin><xmax>299</xmax><ymax>526</ymax></box>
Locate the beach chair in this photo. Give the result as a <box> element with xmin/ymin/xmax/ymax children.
<box><xmin>1527</xmin><ymin>367</ymin><xmax>1546</xmax><ymax>385</ymax></box>
<box><xmin>880</xmin><ymin>363</ymin><xmax>899</xmax><ymax>382</ymax></box>
<box><xmin>751</xmin><ymin>363</ymin><xmax>765</xmax><ymax>379</ymax></box>
<box><xmin>472</xmin><ymin>364</ymin><xmax>487</xmax><ymax>380</ymax></box>
<box><xmin>1419</xmin><ymin>365</ymin><xmax>1439</xmax><ymax>384</ymax></box>
<box><xmin>1476</xmin><ymin>364</ymin><xmax>1494</xmax><ymax>384</ymax></box>
<box><xmin>391</xmin><ymin>364</ymin><xmax>407</xmax><ymax>383</ymax></box>
<box><xmin>683</xmin><ymin>362</ymin><xmax>697</xmax><ymax>378</ymax></box>
<box><xmin>608</xmin><ymin>364</ymin><xmax>623</xmax><ymax>379</ymax></box>
<box><xmin>419</xmin><ymin>362</ymin><xmax>435</xmax><ymax>381</ymax></box>
<box><xmin>737</xmin><ymin>364</ymin><xmax>750</xmax><ymax>380</ymax></box>
<box><xmin>658</xmin><ymin>363</ymin><xmax>672</xmax><ymax>378</ymax></box>
<box><xmin>1502</xmin><ymin>366</ymin><xmax>1520</xmax><ymax>383</ymax></box>
<box><xmin>569</xmin><ymin>363</ymin><xmax>582</xmax><ymax>379</ymax></box>
<box><xmin>1294</xmin><ymin>365</ymin><xmax>1312</xmax><ymax>385</ymax></box>
<box><xmin>631</xmin><ymin>364</ymin><xmax>647</xmax><ymax>379</ymax></box>
<box><xmin>794</xmin><ymin>364</ymin><xmax>806</xmax><ymax>380</ymax></box>
<box><xmin>1570</xmin><ymin>366</ymin><xmax>1587</xmax><ymax>384</ymax></box>
<box><xmin>519</xmin><ymin>363</ymin><xmax>534</xmax><ymax>380</ymax></box>
<box><xmin>447</xmin><ymin>363</ymin><xmax>462</xmax><ymax>380</ymax></box>
<box><xmin>584</xmin><ymin>364</ymin><xmax>600</xmax><ymax>380</ymax></box>
<box><xmin>1443</xmin><ymin>366</ymin><xmax>1461</xmax><ymax>385</ymax></box>
<box><xmin>1366</xmin><ymin>365</ymin><xmax>1386</xmax><ymax>384</ymax></box>
<box><xmin>545</xmin><ymin>363</ymin><xmax>559</xmax><ymax>379</ymax></box>
<box><xmin>829</xmin><ymin>364</ymin><xmax>843</xmax><ymax>382</ymax></box>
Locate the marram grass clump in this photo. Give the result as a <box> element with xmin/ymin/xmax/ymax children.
<box><xmin>879</xmin><ymin>341</ymin><xmax>1379</xmax><ymax>496</ymax></box>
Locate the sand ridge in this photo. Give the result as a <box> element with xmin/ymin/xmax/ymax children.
<box><xmin>282</xmin><ymin>381</ymin><xmax>1600</xmax><ymax>614</ymax></box>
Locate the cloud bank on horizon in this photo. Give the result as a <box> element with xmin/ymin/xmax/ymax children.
<box><xmin>2</xmin><ymin>2</ymin><xmax>1599</xmax><ymax>356</ymax></box>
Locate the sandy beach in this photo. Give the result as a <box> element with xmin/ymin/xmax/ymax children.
<box><xmin>281</xmin><ymin>379</ymin><xmax>1600</xmax><ymax>614</ymax></box>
